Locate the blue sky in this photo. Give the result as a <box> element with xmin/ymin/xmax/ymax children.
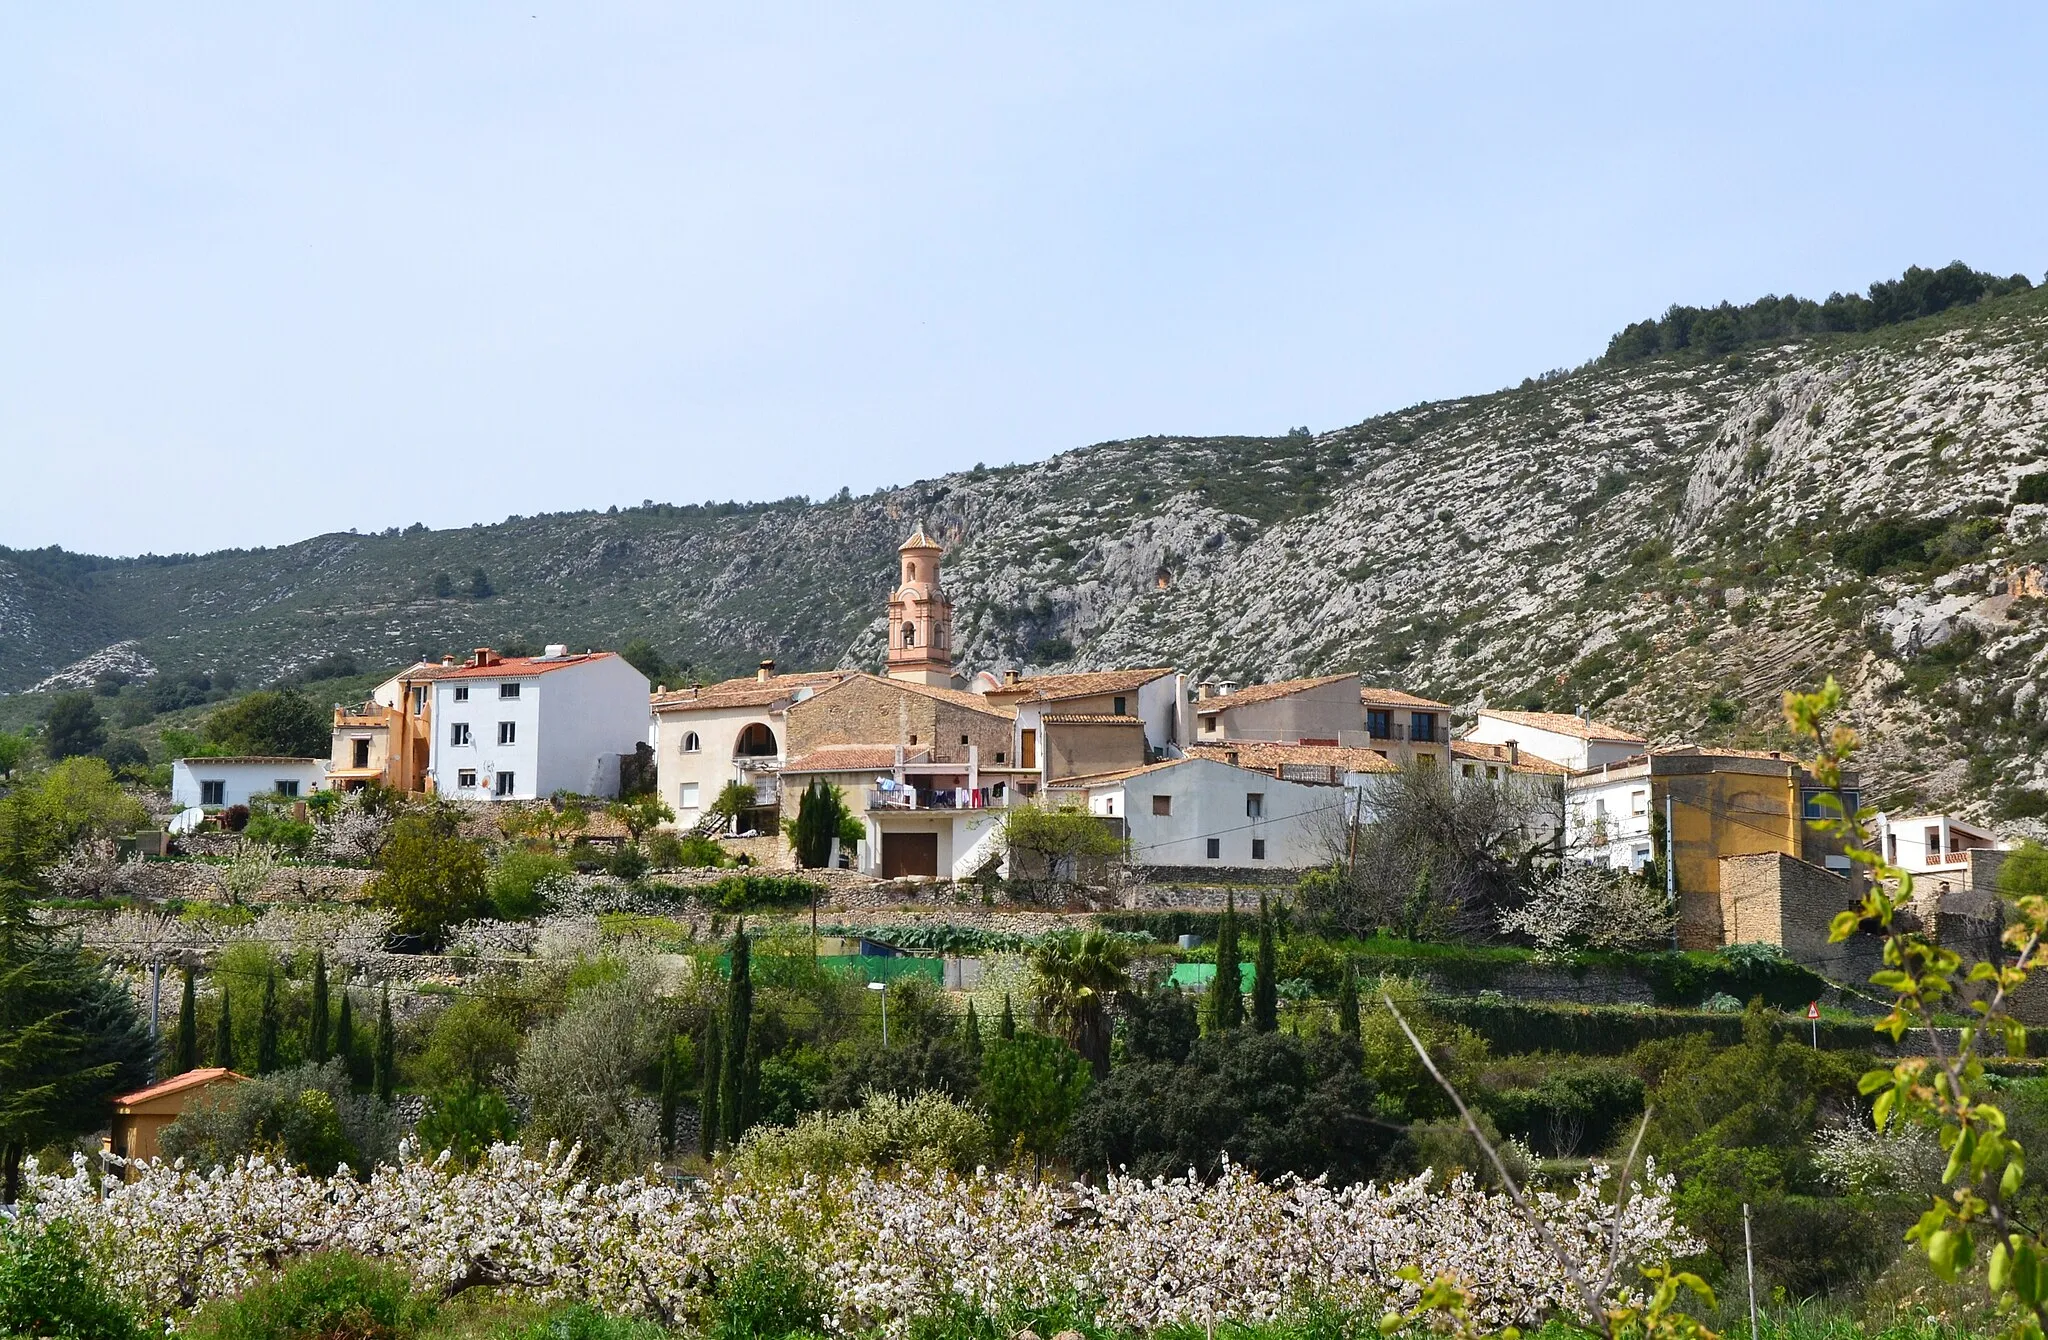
<box><xmin>4</xmin><ymin>3</ymin><xmax>2044</xmax><ymax>556</ymax></box>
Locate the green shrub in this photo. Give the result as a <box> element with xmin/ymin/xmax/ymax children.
<box><xmin>645</xmin><ymin>830</ymin><xmax>724</xmax><ymax>869</ymax></box>
<box><xmin>706</xmin><ymin>1248</ymin><xmax>824</xmax><ymax>1340</ymax></box>
<box><xmin>699</xmin><ymin>873</ymin><xmax>823</xmax><ymax>913</ymax></box>
<box><xmin>730</xmin><ymin>1088</ymin><xmax>989</xmax><ymax>1180</ymax></box>
<box><xmin>186</xmin><ymin>1252</ymin><xmax>431</xmax><ymax>1340</ymax></box>
<box><xmin>244</xmin><ymin>807</ymin><xmax>316</xmax><ymax>853</ymax></box>
<box><xmin>1482</xmin><ymin>1061</ymin><xmax>1645</xmax><ymax>1157</ymax></box>
<box><xmin>489</xmin><ymin>848</ymin><xmax>572</xmax><ymax>919</ymax></box>
<box><xmin>0</xmin><ymin>1217</ymin><xmax>141</xmax><ymax>1340</ymax></box>
<box><xmin>2016</xmin><ymin>472</ymin><xmax>2048</xmax><ymax>506</ymax></box>
<box><xmin>604</xmin><ymin>844</ymin><xmax>650</xmax><ymax>881</ymax></box>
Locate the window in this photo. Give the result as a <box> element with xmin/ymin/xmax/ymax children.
<box><xmin>1461</xmin><ymin>764</ymin><xmax>1479</xmax><ymax>779</ymax></box>
<box><xmin>960</xmin><ymin>734</ymin><xmax>970</xmax><ymax>745</ymax></box>
<box><xmin>499</xmin><ymin>682</ymin><xmax>521</xmax><ymax>699</ymax></box>
<box><xmin>411</xmin><ymin>685</ymin><xmax>428</xmax><ymax>716</ymax></box>
<box><xmin>1245</xmin><ymin>792</ymin><xmax>1264</xmax><ymax>818</ymax></box>
<box><xmin>1198</xmin><ymin>713</ymin><xmax>1219</xmax><ymax>734</ymax></box>
<box><xmin>1410</xmin><ymin>712</ymin><xmax>1438</xmax><ymax>743</ymax></box>
<box><xmin>458</xmin><ymin>769</ymin><xmax>477</xmax><ymax>789</ymax></box>
<box><xmin>1802</xmin><ymin>788</ymin><xmax>1858</xmax><ymax>819</ymax></box>
<box><xmin>449</xmin><ymin>722</ymin><xmax>471</xmax><ymax>746</ymax></box>
<box><xmin>901</xmin><ymin>622</ymin><xmax>917</xmax><ymax>648</ymax></box>
<box><xmin>1415</xmin><ymin>753</ymin><xmax>1437</xmax><ymax>768</ymax></box>
<box><xmin>908</xmin><ymin>734</ymin><xmax>918</xmax><ymax>746</ymax></box>
<box><xmin>453</xmin><ymin>685</ymin><xmax>469</xmax><ymax>702</ymax></box>
<box><xmin>200</xmin><ymin>779</ymin><xmax>226</xmax><ymax>807</ymax></box>
<box><xmin>1205</xmin><ymin>838</ymin><xmax>1221</xmax><ymax>860</ymax></box>
<box><xmin>679</xmin><ymin>782</ymin><xmax>700</xmax><ymax>810</ymax></box>
<box><xmin>1630</xmin><ymin>789</ymin><xmax>1648</xmax><ymax>817</ymax></box>
<box><xmin>681</xmin><ymin>731</ymin><xmax>701</xmax><ymax>754</ymax></box>
<box><xmin>1251</xmin><ymin>838</ymin><xmax>1266</xmax><ymax>861</ymax></box>
<box><xmin>1113</xmin><ymin>696</ymin><xmax>1127</xmax><ymax>716</ymax></box>
<box><xmin>494</xmin><ymin>771</ymin><xmax>515</xmax><ymax>797</ymax></box>
<box><xmin>274</xmin><ymin>780</ymin><xmax>300</xmax><ymax>798</ymax></box>
<box><xmin>1152</xmin><ymin>794</ymin><xmax>1172</xmax><ymax>816</ymax></box>
<box><xmin>498</xmin><ymin>721</ymin><xmax>517</xmax><ymax>746</ymax></box>
<box><xmin>995</xmin><ymin>751</ymin><xmax>1006</xmax><ymax>763</ymax></box>
<box><xmin>1366</xmin><ymin>709</ymin><xmax>1393</xmax><ymax>740</ymax></box>
<box><xmin>351</xmin><ymin>738</ymin><xmax>371</xmax><ymax>768</ymax></box>
<box><xmin>1595</xmin><ymin>798</ymin><xmax>1609</xmax><ymax>818</ymax></box>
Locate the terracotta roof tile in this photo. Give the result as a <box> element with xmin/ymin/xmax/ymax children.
<box><xmin>1450</xmin><ymin>740</ymin><xmax>1569</xmax><ymax>776</ymax></box>
<box><xmin>427</xmin><ymin>651</ymin><xmax>628</xmax><ymax>681</ymax></box>
<box><xmin>1041</xmin><ymin>713</ymin><xmax>1144</xmax><ymax>726</ymax></box>
<box><xmin>651</xmin><ymin>671</ymin><xmax>852</xmax><ymax>713</ymax></box>
<box><xmin>1188</xmin><ymin>740</ymin><xmax>1402</xmax><ymax>774</ymax></box>
<box><xmin>173</xmin><ymin>756</ymin><xmax>328</xmax><ymax>766</ymax></box>
<box><xmin>1358</xmin><ymin>684</ymin><xmax>1453</xmax><ymax>710</ymax></box>
<box><xmin>982</xmin><ymin>667</ymin><xmax>1175</xmax><ymax>703</ymax></box>
<box><xmin>1476</xmin><ymin>708</ymin><xmax>1646</xmax><ymax>743</ymax></box>
<box><xmin>115</xmin><ymin>1067</ymin><xmax>247</xmax><ymax>1108</ymax></box>
<box><xmin>1197</xmin><ymin>673</ymin><xmax>1357</xmax><ymax>708</ymax></box>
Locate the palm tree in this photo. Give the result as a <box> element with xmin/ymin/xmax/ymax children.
<box><xmin>1028</xmin><ymin>929</ymin><xmax>1132</xmax><ymax>1078</ymax></box>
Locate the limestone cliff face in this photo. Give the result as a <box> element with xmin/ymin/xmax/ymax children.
<box><xmin>9</xmin><ymin>289</ymin><xmax>2048</xmax><ymax>819</ymax></box>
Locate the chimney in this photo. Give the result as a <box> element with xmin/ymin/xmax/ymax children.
<box><xmin>471</xmin><ymin>647</ymin><xmax>491</xmax><ymax>668</ymax></box>
<box><xmin>1003</xmin><ymin>668</ymin><xmax>1021</xmax><ymax>687</ymax></box>
<box><xmin>1196</xmin><ymin>682</ymin><xmax>1214</xmax><ymax>701</ymax></box>
<box><xmin>757</xmin><ymin>659</ymin><xmax>776</xmax><ymax>683</ymax></box>
<box><xmin>1219</xmin><ymin>680</ymin><xmax>1238</xmax><ymax>696</ymax></box>
<box><xmin>441</xmin><ymin>654</ymin><xmax>455</xmax><ymax>668</ymax></box>
<box><xmin>1506</xmin><ymin>739</ymin><xmax>1519</xmax><ymax>767</ymax></box>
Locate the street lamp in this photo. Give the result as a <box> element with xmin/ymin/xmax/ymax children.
<box><xmin>866</xmin><ymin>979</ymin><xmax>888</xmax><ymax>1048</ymax></box>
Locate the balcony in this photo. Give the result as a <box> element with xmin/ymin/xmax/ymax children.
<box><xmin>1362</xmin><ymin>720</ymin><xmax>1444</xmax><ymax>744</ymax></box>
<box><xmin>867</xmin><ymin>785</ymin><xmax>1005</xmax><ymax>812</ymax></box>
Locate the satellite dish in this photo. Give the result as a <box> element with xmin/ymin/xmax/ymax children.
<box><xmin>167</xmin><ymin>807</ymin><xmax>205</xmax><ymax>835</ymax></box>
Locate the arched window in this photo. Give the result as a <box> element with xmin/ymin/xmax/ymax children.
<box><xmin>681</xmin><ymin>731</ymin><xmax>701</xmax><ymax>754</ymax></box>
<box><xmin>907</xmin><ymin>561</ymin><xmax>919</xmax><ymax>581</ymax></box>
<box><xmin>901</xmin><ymin>622</ymin><xmax>918</xmax><ymax>648</ymax></box>
<box><xmin>735</xmin><ymin>723</ymin><xmax>777</xmax><ymax>757</ymax></box>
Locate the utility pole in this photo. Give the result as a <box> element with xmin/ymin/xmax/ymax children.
<box><xmin>1743</xmin><ymin>1202</ymin><xmax>1758</xmax><ymax>1338</ymax></box>
<box><xmin>149</xmin><ymin>961</ymin><xmax>163</xmax><ymax>1040</ymax></box>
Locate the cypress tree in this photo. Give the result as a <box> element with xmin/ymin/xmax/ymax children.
<box><xmin>718</xmin><ymin>929</ymin><xmax>752</xmax><ymax>1147</ymax></box>
<box><xmin>998</xmin><ymin>993</ymin><xmax>1016</xmax><ymax>1041</ymax></box>
<box><xmin>1337</xmin><ymin>959</ymin><xmax>1362</xmax><ymax>1039</ymax></box>
<box><xmin>1251</xmin><ymin>893</ymin><xmax>1279</xmax><ymax>1033</ymax></box>
<box><xmin>1206</xmin><ymin>890</ymin><xmax>1243</xmax><ymax>1031</ymax></box>
<box><xmin>335</xmin><ymin>989</ymin><xmax>356</xmax><ymax>1084</ymax></box>
<box><xmin>962</xmin><ymin>999</ymin><xmax>983</xmax><ymax>1060</ymax></box>
<box><xmin>373</xmin><ymin>986</ymin><xmax>396</xmax><ymax>1103</ymax></box>
<box><xmin>256</xmin><ymin>969</ymin><xmax>280</xmax><ymax>1073</ymax></box>
<box><xmin>174</xmin><ymin>967</ymin><xmax>199</xmax><ymax>1073</ymax></box>
<box><xmin>658</xmin><ymin>1034</ymin><xmax>682</xmax><ymax>1158</ymax></box>
<box><xmin>214</xmin><ymin>986</ymin><xmax>235</xmax><ymax>1069</ymax></box>
<box><xmin>698</xmin><ymin>1016</ymin><xmax>722</xmax><ymax>1159</ymax></box>
<box><xmin>307</xmin><ymin>952</ymin><xmax>330</xmax><ymax>1064</ymax></box>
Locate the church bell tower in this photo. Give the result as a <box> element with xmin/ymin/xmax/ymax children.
<box><xmin>886</xmin><ymin>523</ymin><xmax>955</xmax><ymax>686</ymax></box>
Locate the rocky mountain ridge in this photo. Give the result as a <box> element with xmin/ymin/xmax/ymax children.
<box><xmin>7</xmin><ymin>285</ymin><xmax>2048</xmax><ymax>820</ymax></box>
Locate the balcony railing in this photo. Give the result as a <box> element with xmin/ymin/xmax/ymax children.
<box><xmin>866</xmin><ymin>786</ymin><xmax>1007</xmax><ymax>812</ymax></box>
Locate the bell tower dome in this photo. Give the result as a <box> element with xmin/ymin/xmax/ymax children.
<box><xmin>886</xmin><ymin>523</ymin><xmax>955</xmax><ymax>686</ymax></box>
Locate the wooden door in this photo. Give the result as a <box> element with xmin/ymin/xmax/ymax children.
<box><xmin>881</xmin><ymin>831</ymin><xmax>939</xmax><ymax>878</ymax></box>
<box><xmin>1020</xmin><ymin>729</ymin><xmax>1037</xmax><ymax>770</ymax></box>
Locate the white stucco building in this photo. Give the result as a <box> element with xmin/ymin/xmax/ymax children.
<box><xmin>649</xmin><ymin>663</ymin><xmax>856</xmax><ymax>831</ymax></box>
<box><xmin>1463</xmin><ymin>708</ymin><xmax>1646</xmax><ymax>772</ymax></box>
<box><xmin>1875</xmin><ymin>812</ymin><xmax>2005</xmax><ymax>878</ymax></box>
<box><xmin>1050</xmin><ymin>755</ymin><xmax>1339</xmax><ymax>870</ymax></box>
<box><xmin>171</xmin><ymin>757</ymin><xmax>331</xmax><ymax>811</ymax></box>
<box><xmin>425</xmin><ymin>646</ymin><xmax>651</xmax><ymax>801</ymax></box>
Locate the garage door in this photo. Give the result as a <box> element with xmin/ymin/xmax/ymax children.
<box><xmin>881</xmin><ymin>831</ymin><xmax>939</xmax><ymax>878</ymax></box>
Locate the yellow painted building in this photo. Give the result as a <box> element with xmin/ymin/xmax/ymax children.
<box><xmin>1568</xmin><ymin>746</ymin><xmax>1860</xmax><ymax>949</ymax></box>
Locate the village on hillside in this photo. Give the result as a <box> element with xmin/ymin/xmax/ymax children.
<box><xmin>157</xmin><ymin>525</ymin><xmax>2013</xmax><ymax>984</ymax></box>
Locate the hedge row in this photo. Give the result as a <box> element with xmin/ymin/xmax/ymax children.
<box><xmin>1432</xmin><ymin>997</ymin><xmax>1882</xmax><ymax>1057</ymax></box>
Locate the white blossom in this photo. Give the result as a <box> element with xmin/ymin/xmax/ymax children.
<box><xmin>25</xmin><ymin>1145</ymin><xmax>1696</xmax><ymax>1333</ymax></box>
